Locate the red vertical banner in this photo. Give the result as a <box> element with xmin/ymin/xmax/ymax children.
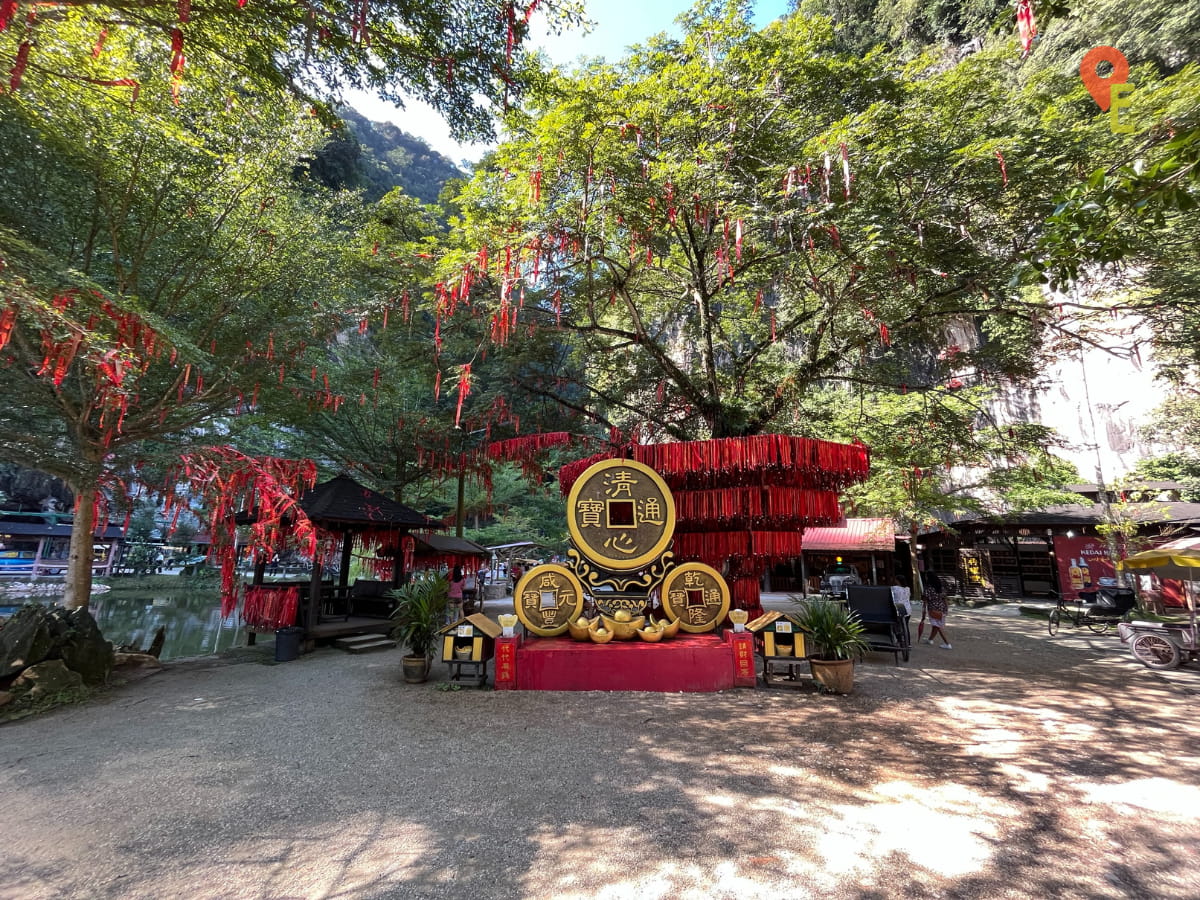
<box><xmin>494</xmin><ymin>634</ymin><xmax>519</xmax><ymax>690</ymax></box>
<box><xmin>727</xmin><ymin>631</ymin><xmax>756</xmax><ymax>687</ymax></box>
<box><xmin>1053</xmin><ymin>536</ymin><xmax>1115</xmax><ymax>601</ymax></box>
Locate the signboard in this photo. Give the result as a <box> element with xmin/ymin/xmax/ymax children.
<box><xmin>1053</xmin><ymin>536</ymin><xmax>1116</xmax><ymax>601</ymax></box>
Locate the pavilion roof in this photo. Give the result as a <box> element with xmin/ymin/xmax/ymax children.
<box><xmin>298</xmin><ymin>475</ymin><xmax>437</xmax><ymax>530</ymax></box>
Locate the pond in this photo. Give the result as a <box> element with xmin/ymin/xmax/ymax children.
<box><xmin>0</xmin><ymin>582</ymin><xmax>248</xmax><ymax>662</ymax></box>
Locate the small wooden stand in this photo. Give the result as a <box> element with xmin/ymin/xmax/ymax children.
<box><xmin>748</xmin><ymin>611</ymin><xmax>809</xmax><ymax>687</ymax></box>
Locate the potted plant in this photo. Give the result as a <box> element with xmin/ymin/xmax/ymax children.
<box><xmin>791</xmin><ymin>599</ymin><xmax>870</xmax><ymax>694</ymax></box>
<box><xmin>389</xmin><ymin>574</ymin><xmax>449</xmax><ymax>683</ymax></box>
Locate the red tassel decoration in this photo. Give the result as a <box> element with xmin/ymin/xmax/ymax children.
<box><xmin>454</xmin><ymin>363</ymin><xmax>472</xmax><ymax>427</ymax></box>
<box><xmin>9</xmin><ymin>40</ymin><xmax>30</xmax><ymax>92</ymax></box>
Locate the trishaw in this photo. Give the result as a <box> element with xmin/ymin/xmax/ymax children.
<box><xmin>1117</xmin><ymin>620</ymin><xmax>1199</xmax><ymax>669</ymax></box>
<box><xmin>1047</xmin><ymin>587</ymin><xmax>1136</xmax><ymax>636</ymax></box>
<box><xmin>1116</xmin><ymin>539</ymin><xmax>1200</xmax><ymax>671</ymax></box>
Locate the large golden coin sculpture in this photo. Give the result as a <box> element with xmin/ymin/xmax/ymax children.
<box><xmin>661</xmin><ymin>562</ymin><xmax>732</xmax><ymax>633</ymax></box>
<box><xmin>513</xmin><ymin>563</ymin><xmax>586</xmax><ymax>637</ymax></box>
<box><xmin>566</xmin><ymin>458</ymin><xmax>676</xmax><ymax>571</ymax></box>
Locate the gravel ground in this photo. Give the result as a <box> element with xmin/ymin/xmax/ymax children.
<box><xmin>2</xmin><ymin>605</ymin><xmax>1199</xmax><ymax>900</ymax></box>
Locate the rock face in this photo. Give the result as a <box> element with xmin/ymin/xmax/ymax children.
<box><xmin>0</xmin><ymin>604</ymin><xmax>113</xmax><ymax>685</ymax></box>
<box><xmin>0</xmin><ymin>604</ymin><xmax>55</xmax><ymax>679</ymax></box>
<box><xmin>0</xmin><ymin>690</ymin><xmax>12</xmax><ymax>707</ymax></box>
<box><xmin>13</xmin><ymin>659</ymin><xmax>83</xmax><ymax>697</ymax></box>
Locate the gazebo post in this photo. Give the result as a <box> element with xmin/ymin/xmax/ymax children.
<box><xmin>339</xmin><ymin>528</ymin><xmax>353</xmax><ymax>589</ymax></box>
<box><xmin>307</xmin><ymin>559</ymin><xmax>322</xmax><ymax>633</ymax></box>
<box><xmin>391</xmin><ymin>531</ymin><xmax>403</xmax><ymax>588</ymax></box>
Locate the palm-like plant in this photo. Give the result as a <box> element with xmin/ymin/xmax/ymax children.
<box><xmin>792</xmin><ymin>600</ymin><xmax>870</xmax><ymax>661</ymax></box>
<box><xmin>389</xmin><ymin>574</ymin><xmax>449</xmax><ymax>659</ymax></box>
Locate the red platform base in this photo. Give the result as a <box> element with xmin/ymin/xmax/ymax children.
<box><xmin>514</xmin><ymin>632</ymin><xmax>744</xmax><ymax>692</ymax></box>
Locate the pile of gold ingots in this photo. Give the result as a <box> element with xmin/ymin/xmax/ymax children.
<box><xmin>513</xmin><ymin>459</ymin><xmax>730</xmax><ymax>642</ymax></box>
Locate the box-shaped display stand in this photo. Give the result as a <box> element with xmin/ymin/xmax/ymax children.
<box><xmin>438</xmin><ymin>613</ymin><xmax>502</xmax><ymax>686</ymax></box>
<box><xmin>747</xmin><ymin>611</ymin><xmax>808</xmax><ymax>686</ymax></box>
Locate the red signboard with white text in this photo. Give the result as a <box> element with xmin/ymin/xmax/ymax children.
<box><xmin>1053</xmin><ymin>536</ymin><xmax>1116</xmax><ymax>601</ymax></box>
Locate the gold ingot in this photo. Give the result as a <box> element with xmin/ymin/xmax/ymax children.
<box><xmin>589</xmin><ymin>622</ymin><xmax>615</xmax><ymax>644</ymax></box>
<box><xmin>637</xmin><ymin>624</ymin><xmax>664</xmax><ymax>643</ymax></box>
<box><xmin>601</xmin><ymin>613</ymin><xmax>645</xmax><ymax>640</ymax></box>
<box><xmin>728</xmin><ymin>609</ymin><xmax>749</xmax><ymax>626</ymax></box>
<box><xmin>567</xmin><ymin>616</ymin><xmax>595</xmax><ymax>641</ymax></box>
<box><xmin>658</xmin><ymin>617</ymin><xmax>680</xmax><ymax>639</ymax></box>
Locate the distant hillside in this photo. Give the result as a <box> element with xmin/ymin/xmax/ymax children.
<box><xmin>306</xmin><ymin>107</ymin><xmax>466</xmax><ymax>205</ymax></box>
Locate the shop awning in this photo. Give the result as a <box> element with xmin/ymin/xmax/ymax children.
<box><xmin>802</xmin><ymin>518</ymin><xmax>896</xmax><ymax>552</ymax></box>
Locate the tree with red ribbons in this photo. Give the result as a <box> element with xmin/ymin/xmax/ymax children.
<box><xmin>0</xmin><ymin>0</ymin><xmax>582</xmax><ymax>138</ymax></box>
<box><xmin>0</xmin><ymin>31</ymin><xmax>357</xmax><ymax>607</ymax></box>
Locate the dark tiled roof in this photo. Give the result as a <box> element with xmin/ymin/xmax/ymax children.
<box><xmin>0</xmin><ymin>521</ymin><xmax>126</xmax><ymax>539</ymax></box>
<box><xmin>414</xmin><ymin>534</ymin><xmax>490</xmax><ymax>557</ymax></box>
<box><xmin>298</xmin><ymin>475</ymin><xmax>437</xmax><ymax>529</ymax></box>
<box><xmin>948</xmin><ymin>502</ymin><xmax>1200</xmax><ymax>528</ymax></box>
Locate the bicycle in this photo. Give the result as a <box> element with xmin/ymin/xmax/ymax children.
<box><xmin>1047</xmin><ymin>588</ymin><xmax>1137</xmax><ymax>636</ymax></box>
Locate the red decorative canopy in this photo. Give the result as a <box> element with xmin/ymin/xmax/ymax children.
<box><xmin>559</xmin><ymin>434</ymin><xmax>870</xmax><ymax>617</ymax></box>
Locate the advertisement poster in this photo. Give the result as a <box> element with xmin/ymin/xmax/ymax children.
<box><xmin>1052</xmin><ymin>536</ymin><xmax>1116</xmax><ymax>601</ymax></box>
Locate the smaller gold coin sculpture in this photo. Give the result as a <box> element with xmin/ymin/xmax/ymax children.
<box><xmin>660</xmin><ymin>562</ymin><xmax>731</xmax><ymax>633</ymax></box>
<box><xmin>513</xmin><ymin>564</ymin><xmax>587</xmax><ymax>637</ymax></box>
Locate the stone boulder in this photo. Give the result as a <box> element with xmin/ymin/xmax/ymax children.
<box><xmin>0</xmin><ymin>604</ymin><xmax>55</xmax><ymax>679</ymax></box>
<box><xmin>13</xmin><ymin>659</ymin><xmax>83</xmax><ymax>698</ymax></box>
<box><xmin>48</xmin><ymin>607</ymin><xmax>113</xmax><ymax>685</ymax></box>
<box><xmin>0</xmin><ymin>690</ymin><xmax>12</xmax><ymax>707</ymax></box>
<box><xmin>0</xmin><ymin>604</ymin><xmax>112</xmax><ymax>685</ymax></box>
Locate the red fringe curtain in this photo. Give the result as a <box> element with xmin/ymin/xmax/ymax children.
<box><xmin>242</xmin><ymin>586</ymin><xmax>299</xmax><ymax>631</ymax></box>
<box><xmin>672</xmin><ymin>486</ymin><xmax>842</xmax><ymax>532</ymax></box>
<box><xmin>559</xmin><ymin>435</ymin><xmax>869</xmax><ymax>494</ymax></box>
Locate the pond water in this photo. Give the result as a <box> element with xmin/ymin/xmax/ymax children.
<box><xmin>1</xmin><ymin>585</ymin><xmax>247</xmax><ymax>662</ymax></box>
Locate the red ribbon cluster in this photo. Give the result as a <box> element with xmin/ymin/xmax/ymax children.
<box><xmin>673</xmin><ymin>486</ymin><xmax>841</xmax><ymax>532</ymax></box>
<box><xmin>673</xmin><ymin>530</ymin><xmax>806</xmax><ymax>565</ymax></box>
<box><xmin>559</xmin><ymin>435</ymin><xmax>870</xmax><ymax>494</ymax></box>
<box><xmin>242</xmin><ymin>586</ymin><xmax>299</xmax><ymax>631</ymax></box>
<box><xmin>165</xmin><ymin>449</ymin><xmax>318</xmax><ymax>614</ymax></box>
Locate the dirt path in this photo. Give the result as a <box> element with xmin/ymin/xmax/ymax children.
<box><xmin>2</xmin><ymin>607</ymin><xmax>1198</xmax><ymax>899</ymax></box>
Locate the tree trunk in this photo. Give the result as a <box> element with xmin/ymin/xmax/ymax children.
<box><xmin>64</xmin><ymin>484</ymin><xmax>97</xmax><ymax>609</ymax></box>
<box><xmin>909</xmin><ymin>522</ymin><xmax>923</xmax><ymax>611</ymax></box>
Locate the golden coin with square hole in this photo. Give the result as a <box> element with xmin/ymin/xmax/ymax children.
<box><xmin>661</xmin><ymin>562</ymin><xmax>731</xmax><ymax>633</ymax></box>
<box><xmin>566</xmin><ymin>459</ymin><xmax>676</xmax><ymax>571</ymax></box>
<box><xmin>513</xmin><ymin>564</ymin><xmax>586</xmax><ymax>637</ymax></box>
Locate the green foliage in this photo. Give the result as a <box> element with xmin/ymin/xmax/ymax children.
<box><xmin>789</xmin><ymin>599</ymin><xmax>870</xmax><ymax>660</ymax></box>
<box><xmin>823</xmin><ymin>386</ymin><xmax>1081</xmax><ymax>534</ymax></box>
<box><xmin>307</xmin><ymin>108</ymin><xmax>467</xmax><ymax>205</ymax></box>
<box><xmin>1128</xmin><ymin>452</ymin><xmax>1200</xmax><ymax>502</ymax></box>
<box><xmin>0</xmin><ymin>0</ymin><xmax>586</xmax><ymax>142</ymax></box>
<box><xmin>389</xmin><ymin>574</ymin><xmax>449</xmax><ymax>658</ymax></box>
<box><xmin>449</xmin><ymin>7</ymin><xmax>1088</xmax><ymax>440</ymax></box>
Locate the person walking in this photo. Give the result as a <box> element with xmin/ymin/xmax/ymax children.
<box><xmin>448</xmin><ymin>565</ymin><xmax>465</xmax><ymax>623</ymax></box>
<box><xmin>921</xmin><ymin>572</ymin><xmax>951</xmax><ymax>649</ymax></box>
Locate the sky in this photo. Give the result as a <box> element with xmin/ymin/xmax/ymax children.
<box><xmin>345</xmin><ymin>0</ymin><xmax>792</xmax><ymax>167</ymax></box>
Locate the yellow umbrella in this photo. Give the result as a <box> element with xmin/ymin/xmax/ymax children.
<box><xmin>1117</xmin><ymin>537</ymin><xmax>1200</xmax><ymax>624</ymax></box>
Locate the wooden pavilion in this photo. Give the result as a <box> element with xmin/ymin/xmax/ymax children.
<box><xmin>246</xmin><ymin>475</ymin><xmax>439</xmax><ymax>643</ymax></box>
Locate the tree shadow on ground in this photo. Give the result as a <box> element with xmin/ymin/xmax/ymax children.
<box><xmin>0</xmin><ymin>610</ymin><xmax>1198</xmax><ymax>899</ymax></box>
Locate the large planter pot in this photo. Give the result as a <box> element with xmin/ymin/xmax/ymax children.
<box><xmin>809</xmin><ymin>657</ymin><xmax>855</xmax><ymax>694</ymax></box>
<box><xmin>401</xmin><ymin>655</ymin><xmax>430</xmax><ymax>684</ymax></box>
